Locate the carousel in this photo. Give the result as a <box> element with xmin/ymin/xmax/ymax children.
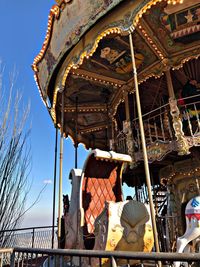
<box><xmin>33</xmin><ymin>0</ymin><xmax>200</xmax><ymax>266</ymax></box>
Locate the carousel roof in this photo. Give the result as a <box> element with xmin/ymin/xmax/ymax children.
<box><xmin>33</xmin><ymin>0</ymin><xmax>200</xmax><ymax>149</ymax></box>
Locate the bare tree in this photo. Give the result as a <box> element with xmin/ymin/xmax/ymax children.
<box><xmin>0</xmin><ymin>65</ymin><xmax>31</xmax><ymax>246</ymax></box>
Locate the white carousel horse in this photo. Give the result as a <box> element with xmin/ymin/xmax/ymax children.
<box><xmin>175</xmin><ymin>196</ymin><xmax>200</xmax><ymax>267</ymax></box>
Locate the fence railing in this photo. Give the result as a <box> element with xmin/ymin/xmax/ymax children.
<box><xmin>1</xmin><ymin>247</ymin><xmax>200</xmax><ymax>267</ymax></box>
<box><xmin>115</xmin><ymin>103</ymin><xmax>174</xmax><ymax>157</ymax></box>
<box><xmin>115</xmin><ymin>130</ymin><xmax>127</xmax><ymax>154</ymax></box>
<box><xmin>115</xmin><ymin>94</ymin><xmax>200</xmax><ymax>159</ymax></box>
<box><xmin>132</xmin><ymin>104</ymin><xmax>173</xmax><ymax>149</ymax></box>
<box><xmin>0</xmin><ymin>226</ymin><xmax>57</xmax><ymax>250</ymax></box>
<box><xmin>177</xmin><ymin>93</ymin><xmax>200</xmax><ymax>137</ymax></box>
<box><xmin>157</xmin><ymin>215</ymin><xmax>179</xmax><ymax>254</ymax></box>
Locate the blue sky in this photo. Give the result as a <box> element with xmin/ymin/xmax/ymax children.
<box><xmin>0</xmin><ymin>0</ymin><xmax>89</xmax><ymax>227</ymax></box>
<box><xmin>0</xmin><ymin>0</ymin><xmax>133</xmax><ymax>228</ymax></box>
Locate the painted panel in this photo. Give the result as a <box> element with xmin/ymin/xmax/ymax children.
<box><xmin>37</xmin><ymin>0</ymin><xmax>125</xmax><ymax>96</ymax></box>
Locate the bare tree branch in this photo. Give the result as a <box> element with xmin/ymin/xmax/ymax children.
<box><xmin>0</xmin><ymin>65</ymin><xmax>32</xmax><ymax>246</ymax></box>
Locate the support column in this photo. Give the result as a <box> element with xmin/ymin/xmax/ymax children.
<box><xmin>123</xmin><ymin>90</ymin><xmax>135</xmax><ymax>167</ymax></box>
<box><xmin>165</xmin><ymin>70</ymin><xmax>190</xmax><ymax>155</ymax></box>
<box><xmin>129</xmin><ymin>32</ymin><xmax>160</xmax><ymax>254</ymax></box>
<box><xmin>105</xmin><ymin>102</ymin><xmax>109</xmax><ymax>150</ymax></box>
<box><xmin>110</xmin><ymin>119</ymin><xmax>115</xmax><ymax>151</ymax></box>
<box><xmin>124</xmin><ymin>91</ymin><xmax>130</xmax><ymax>121</ymax></box>
<box><xmin>52</xmin><ymin>126</ymin><xmax>58</xmax><ymax>249</ymax></box>
<box><xmin>58</xmin><ymin>92</ymin><xmax>64</xmax><ymax>248</ymax></box>
<box><xmin>165</xmin><ymin>69</ymin><xmax>175</xmax><ymax>99</ymax></box>
<box><xmin>75</xmin><ymin>96</ymin><xmax>78</xmax><ymax>168</ymax></box>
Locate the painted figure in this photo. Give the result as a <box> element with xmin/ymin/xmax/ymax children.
<box><xmin>175</xmin><ymin>196</ymin><xmax>200</xmax><ymax>267</ymax></box>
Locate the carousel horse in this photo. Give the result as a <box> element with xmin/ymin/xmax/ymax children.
<box><xmin>175</xmin><ymin>196</ymin><xmax>200</xmax><ymax>267</ymax></box>
<box><xmin>63</xmin><ymin>149</ymin><xmax>154</xmax><ymax>266</ymax></box>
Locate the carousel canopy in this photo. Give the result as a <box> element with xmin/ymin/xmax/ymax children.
<box><xmin>33</xmin><ymin>0</ymin><xmax>200</xmax><ymax>149</ymax></box>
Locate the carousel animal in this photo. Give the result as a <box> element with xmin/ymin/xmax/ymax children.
<box><xmin>63</xmin><ymin>149</ymin><xmax>154</xmax><ymax>266</ymax></box>
<box><xmin>92</xmin><ymin>200</ymin><xmax>154</xmax><ymax>266</ymax></box>
<box><xmin>175</xmin><ymin>196</ymin><xmax>200</xmax><ymax>267</ymax></box>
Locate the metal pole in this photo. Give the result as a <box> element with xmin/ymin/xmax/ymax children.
<box><xmin>165</xmin><ymin>70</ymin><xmax>175</xmax><ymax>99</ymax></box>
<box><xmin>124</xmin><ymin>91</ymin><xmax>130</xmax><ymax>121</ymax></box>
<box><xmin>58</xmin><ymin>92</ymin><xmax>64</xmax><ymax>248</ymax></box>
<box><xmin>106</xmin><ymin>102</ymin><xmax>109</xmax><ymax>150</ymax></box>
<box><xmin>75</xmin><ymin>97</ymin><xmax>78</xmax><ymax>168</ymax></box>
<box><xmin>129</xmin><ymin>32</ymin><xmax>160</xmax><ymax>254</ymax></box>
<box><xmin>52</xmin><ymin>127</ymin><xmax>58</xmax><ymax>249</ymax></box>
<box><xmin>111</xmin><ymin>120</ymin><xmax>115</xmax><ymax>151</ymax></box>
<box><xmin>32</xmin><ymin>228</ymin><xmax>35</xmax><ymax>248</ymax></box>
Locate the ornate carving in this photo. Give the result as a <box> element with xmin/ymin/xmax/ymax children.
<box><xmin>186</xmin><ymin>135</ymin><xmax>200</xmax><ymax>147</ymax></box>
<box><xmin>135</xmin><ymin>140</ymin><xmax>175</xmax><ymax>163</ymax></box>
<box><xmin>92</xmin><ymin>200</ymin><xmax>154</xmax><ymax>266</ymax></box>
<box><xmin>147</xmin><ymin>141</ymin><xmax>173</xmax><ymax>162</ymax></box>
<box><xmin>160</xmin><ymin>158</ymin><xmax>200</xmax><ymax>185</ymax></box>
<box><xmin>123</xmin><ymin>120</ymin><xmax>136</xmax><ymax>168</ymax></box>
<box><xmin>169</xmin><ymin>97</ymin><xmax>190</xmax><ymax>155</ymax></box>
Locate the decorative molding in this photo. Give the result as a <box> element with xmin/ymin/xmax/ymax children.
<box><xmin>64</xmin><ymin>104</ymin><xmax>107</xmax><ymax>113</ymax></box>
<box><xmin>169</xmin><ymin>97</ymin><xmax>190</xmax><ymax>155</ymax></box>
<box><xmin>160</xmin><ymin>159</ymin><xmax>200</xmax><ymax>185</ymax></box>
<box><xmin>171</xmin><ymin>24</ymin><xmax>200</xmax><ymax>39</ymax></box>
<box><xmin>55</xmin><ymin>0</ymin><xmax>73</xmax><ymax>6</ymax></box>
<box><xmin>138</xmin><ymin>24</ymin><xmax>165</xmax><ymax>61</ymax></box>
<box><xmin>186</xmin><ymin>135</ymin><xmax>200</xmax><ymax>148</ymax></box>
<box><xmin>123</xmin><ymin>120</ymin><xmax>136</xmax><ymax>168</ymax></box>
<box><xmin>32</xmin><ymin>5</ymin><xmax>60</xmax><ymax>73</ymax></box>
<box><xmin>71</xmin><ymin>68</ymin><xmax>125</xmax><ymax>88</ymax></box>
<box><xmin>48</xmin><ymin>0</ymin><xmax>174</xmax><ymax>124</ymax></box>
<box><xmin>32</xmin><ymin>4</ymin><xmax>60</xmax><ymax>108</ymax></box>
<box><xmin>135</xmin><ymin>140</ymin><xmax>175</xmax><ymax>163</ymax></box>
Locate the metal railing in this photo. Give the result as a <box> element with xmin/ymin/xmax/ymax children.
<box><xmin>116</xmin><ymin>93</ymin><xmax>200</xmax><ymax>158</ymax></box>
<box><xmin>0</xmin><ymin>248</ymin><xmax>13</xmax><ymax>267</ymax></box>
<box><xmin>177</xmin><ymin>94</ymin><xmax>200</xmax><ymax>137</ymax></box>
<box><xmin>116</xmin><ymin>103</ymin><xmax>174</xmax><ymax>155</ymax></box>
<box><xmin>115</xmin><ymin>130</ymin><xmax>127</xmax><ymax>154</ymax></box>
<box><xmin>132</xmin><ymin>104</ymin><xmax>173</xmax><ymax>150</ymax></box>
<box><xmin>0</xmin><ymin>226</ymin><xmax>57</xmax><ymax>249</ymax></box>
<box><xmin>1</xmin><ymin>247</ymin><xmax>200</xmax><ymax>267</ymax></box>
<box><xmin>157</xmin><ymin>215</ymin><xmax>179</xmax><ymax>253</ymax></box>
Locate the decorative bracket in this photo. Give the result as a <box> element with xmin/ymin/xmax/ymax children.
<box><xmin>169</xmin><ymin>98</ymin><xmax>190</xmax><ymax>155</ymax></box>
<box><xmin>123</xmin><ymin>120</ymin><xmax>136</xmax><ymax>168</ymax></box>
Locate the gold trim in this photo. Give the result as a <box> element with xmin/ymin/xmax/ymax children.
<box><xmin>55</xmin><ymin>0</ymin><xmax>72</xmax><ymax>6</ymax></box>
<box><xmin>51</xmin><ymin>0</ymin><xmax>173</xmax><ymax>124</ymax></box>
<box><xmin>32</xmin><ymin>5</ymin><xmax>60</xmax><ymax>73</ymax></box>
<box><xmin>172</xmin><ymin>53</ymin><xmax>200</xmax><ymax>70</ymax></box>
<box><xmin>138</xmin><ymin>24</ymin><xmax>165</xmax><ymax>60</ymax></box>
<box><xmin>50</xmin><ymin>27</ymin><xmax>122</xmax><ymax>121</ymax></box>
<box><xmin>161</xmin><ymin>167</ymin><xmax>200</xmax><ymax>186</ymax></box>
<box><xmin>72</xmin><ymin>69</ymin><xmax>124</xmax><ymax>88</ymax></box>
<box><xmin>32</xmin><ymin>4</ymin><xmax>60</xmax><ymax>108</ymax></box>
<box><xmin>33</xmin><ymin>0</ymin><xmax>184</xmax><ymax>120</ymax></box>
<box><xmin>167</xmin><ymin>0</ymin><xmax>184</xmax><ymax>4</ymax></box>
<box><xmin>111</xmin><ymin>53</ymin><xmax>200</xmax><ymax>128</ymax></box>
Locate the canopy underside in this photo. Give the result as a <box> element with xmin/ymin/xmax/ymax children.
<box><xmin>33</xmin><ymin>0</ymin><xmax>200</xmax><ymax>149</ymax></box>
